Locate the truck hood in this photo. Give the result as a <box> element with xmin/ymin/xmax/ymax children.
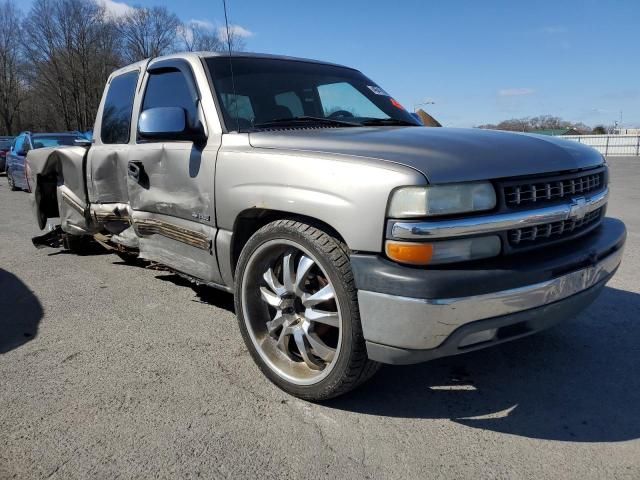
<box><xmin>248</xmin><ymin>127</ymin><xmax>604</xmax><ymax>183</ymax></box>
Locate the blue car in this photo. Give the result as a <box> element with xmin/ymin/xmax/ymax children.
<box><xmin>6</xmin><ymin>132</ymin><xmax>84</xmax><ymax>192</ymax></box>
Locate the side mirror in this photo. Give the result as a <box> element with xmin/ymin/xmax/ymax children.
<box><xmin>138</xmin><ymin>106</ymin><xmax>206</xmax><ymax>143</ymax></box>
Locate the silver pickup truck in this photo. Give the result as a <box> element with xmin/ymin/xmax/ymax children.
<box><xmin>27</xmin><ymin>52</ymin><xmax>626</xmax><ymax>400</ymax></box>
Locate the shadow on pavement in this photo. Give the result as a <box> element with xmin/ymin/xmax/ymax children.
<box><xmin>0</xmin><ymin>269</ymin><xmax>43</xmax><ymax>354</ymax></box>
<box><xmin>110</xmin><ymin>255</ymin><xmax>235</xmax><ymax>312</ymax></box>
<box><xmin>155</xmin><ymin>274</ymin><xmax>235</xmax><ymax>313</ymax></box>
<box><xmin>327</xmin><ymin>286</ymin><xmax>640</xmax><ymax>442</ymax></box>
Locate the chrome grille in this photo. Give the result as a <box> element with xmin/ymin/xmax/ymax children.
<box><xmin>509</xmin><ymin>208</ymin><xmax>603</xmax><ymax>246</ymax></box>
<box><xmin>503</xmin><ymin>171</ymin><xmax>604</xmax><ymax>207</ymax></box>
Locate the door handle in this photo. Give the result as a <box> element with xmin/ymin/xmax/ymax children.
<box><xmin>127</xmin><ymin>161</ymin><xmax>143</xmax><ymax>182</ymax></box>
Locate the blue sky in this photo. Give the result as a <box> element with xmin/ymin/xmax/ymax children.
<box><xmin>14</xmin><ymin>0</ymin><xmax>640</xmax><ymax>128</ymax></box>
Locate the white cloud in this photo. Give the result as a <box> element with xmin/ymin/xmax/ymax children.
<box><xmin>498</xmin><ymin>88</ymin><xmax>535</xmax><ymax>97</ymax></box>
<box><xmin>217</xmin><ymin>24</ymin><xmax>253</xmax><ymax>43</ymax></box>
<box><xmin>96</xmin><ymin>0</ymin><xmax>134</xmax><ymax>18</ymax></box>
<box><xmin>189</xmin><ymin>19</ymin><xmax>215</xmax><ymax>31</ymax></box>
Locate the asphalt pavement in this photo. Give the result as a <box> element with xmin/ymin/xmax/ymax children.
<box><xmin>1</xmin><ymin>157</ymin><xmax>639</xmax><ymax>479</ymax></box>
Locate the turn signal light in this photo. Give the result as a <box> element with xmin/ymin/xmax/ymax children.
<box><xmin>385</xmin><ymin>241</ymin><xmax>434</xmax><ymax>265</ymax></box>
<box><xmin>385</xmin><ymin>236</ymin><xmax>501</xmax><ymax>266</ymax></box>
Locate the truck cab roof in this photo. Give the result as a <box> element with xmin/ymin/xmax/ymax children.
<box><xmin>108</xmin><ymin>51</ymin><xmax>354</xmax><ymax>80</ymax></box>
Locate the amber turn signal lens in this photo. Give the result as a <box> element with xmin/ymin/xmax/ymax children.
<box><xmin>385</xmin><ymin>241</ymin><xmax>434</xmax><ymax>265</ymax></box>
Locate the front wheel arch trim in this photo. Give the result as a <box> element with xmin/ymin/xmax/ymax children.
<box><xmin>229</xmin><ymin>208</ymin><xmax>348</xmax><ymax>280</ymax></box>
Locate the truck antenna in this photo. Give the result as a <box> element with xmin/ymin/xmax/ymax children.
<box><xmin>222</xmin><ymin>0</ymin><xmax>240</xmax><ymax>131</ymax></box>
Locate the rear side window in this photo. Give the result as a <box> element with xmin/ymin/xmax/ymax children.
<box><xmin>101</xmin><ymin>71</ymin><xmax>138</xmax><ymax>144</ymax></box>
<box><xmin>142</xmin><ymin>69</ymin><xmax>197</xmax><ymax>128</ymax></box>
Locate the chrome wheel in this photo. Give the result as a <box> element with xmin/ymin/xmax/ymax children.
<box><xmin>241</xmin><ymin>239</ymin><xmax>342</xmax><ymax>385</ymax></box>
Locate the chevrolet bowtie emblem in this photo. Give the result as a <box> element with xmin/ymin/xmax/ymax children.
<box><xmin>569</xmin><ymin>196</ymin><xmax>588</xmax><ymax>221</ymax></box>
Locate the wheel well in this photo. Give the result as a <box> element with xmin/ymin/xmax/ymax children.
<box><xmin>37</xmin><ymin>172</ymin><xmax>60</xmax><ymax>219</ymax></box>
<box><xmin>230</xmin><ymin>209</ymin><xmax>346</xmax><ymax>276</ymax></box>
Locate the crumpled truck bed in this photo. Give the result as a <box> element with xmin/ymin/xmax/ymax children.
<box><xmin>28</xmin><ymin>146</ymin><xmax>92</xmax><ymax>234</ymax></box>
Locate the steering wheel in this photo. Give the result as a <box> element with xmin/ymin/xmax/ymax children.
<box><xmin>327</xmin><ymin>110</ymin><xmax>354</xmax><ymax>119</ymax></box>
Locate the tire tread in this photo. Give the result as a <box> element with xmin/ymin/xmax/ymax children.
<box><xmin>235</xmin><ymin>219</ymin><xmax>380</xmax><ymax>401</ymax></box>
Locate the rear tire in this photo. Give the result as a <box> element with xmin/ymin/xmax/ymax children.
<box><xmin>234</xmin><ymin>219</ymin><xmax>379</xmax><ymax>401</ymax></box>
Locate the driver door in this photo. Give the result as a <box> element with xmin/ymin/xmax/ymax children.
<box><xmin>127</xmin><ymin>59</ymin><xmax>223</xmax><ymax>284</ymax></box>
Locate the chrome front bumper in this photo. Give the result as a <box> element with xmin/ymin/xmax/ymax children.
<box><xmin>358</xmin><ymin>243</ymin><xmax>623</xmax><ymax>364</ymax></box>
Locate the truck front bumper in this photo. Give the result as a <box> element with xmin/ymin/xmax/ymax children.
<box><xmin>351</xmin><ymin>217</ymin><xmax>626</xmax><ymax>365</ymax></box>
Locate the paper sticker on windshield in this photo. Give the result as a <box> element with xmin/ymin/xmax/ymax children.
<box><xmin>367</xmin><ymin>85</ymin><xmax>389</xmax><ymax>96</ymax></box>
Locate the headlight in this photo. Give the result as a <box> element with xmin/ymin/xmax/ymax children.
<box><xmin>386</xmin><ymin>236</ymin><xmax>501</xmax><ymax>265</ymax></box>
<box><xmin>388</xmin><ymin>182</ymin><xmax>496</xmax><ymax>218</ymax></box>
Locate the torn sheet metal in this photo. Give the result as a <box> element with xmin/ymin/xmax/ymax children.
<box><xmin>88</xmin><ymin>146</ymin><xmax>130</xmax><ymax>204</ymax></box>
<box><xmin>132</xmin><ymin>210</ymin><xmax>222</xmax><ymax>284</ymax></box>
<box><xmin>27</xmin><ymin>146</ymin><xmax>91</xmax><ymax>232</ymax></box>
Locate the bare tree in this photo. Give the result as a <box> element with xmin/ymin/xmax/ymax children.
<box><xmin>477</xmin><ymin>116</ymin><xmax>592</xmax><ymax>134</ymax></box>
<box><xmin>179</xmin><ymin>22</ymin><xmax>225</xmax><ymax>52</ymax></box>
<box><xmin>0</xmin><ymin>2</ymin><xmax>26</xmax><ymax>135</ymax></box>
<box><xmin>118</xmin><ymin>6</ymin><xmax>181</xmax><ymax>62</ymax></box>
<box><xmin>218</xmin><ymin>25</ymin><xmax>247</xmax><ymax>52</ymax></box>
<box><xmin>21</xmin><ymin>0</ymin><xmax>123</xmax><ymax>131</ymax></box>
<box><xmin>13</xmin><ymin>0</ymin><xmax>250</xmax><ymax>133</ymax></box>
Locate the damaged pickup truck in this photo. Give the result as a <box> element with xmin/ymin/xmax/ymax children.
<box><xmin>28</xmin><ymin>52</ymin><xmax>626</xmax><ymax>400</ymax></box>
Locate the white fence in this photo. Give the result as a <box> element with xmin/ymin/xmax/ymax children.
<box><xmin>562</xmin><ymin>135</ymin><xmax>640</xmax><ymax>156</ymax></box>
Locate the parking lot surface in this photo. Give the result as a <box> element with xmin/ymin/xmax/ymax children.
<box><xmin>1</xmin><ymin>157</ymin><xmax>639</xmax><ymax>479</ymax></box>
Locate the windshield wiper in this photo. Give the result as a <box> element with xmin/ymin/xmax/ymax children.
<box><xmin>252</xmin><ymin>116</ymin><xmax>360</xmax><ymax>129</ymax></box>
<box><xmin>360</xmin><ymin>118</ymin><xmax>418</xmax><ymax>126</ymax></box>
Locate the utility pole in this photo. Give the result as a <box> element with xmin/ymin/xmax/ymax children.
<box><xmin>620</xmin><ymin>110</ymin><xmax>623</xmax><ymax>133</ymax></box>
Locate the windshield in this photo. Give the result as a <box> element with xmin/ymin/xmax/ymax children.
<box><xmin>206</xmin><ymin>57</ymin><xmax>420</xmax><ymax>131</ymax></box>
<box><xmin>31</xmin><ymin>135</ymin><xmax>81</xmax><ymax>149</ymax></box>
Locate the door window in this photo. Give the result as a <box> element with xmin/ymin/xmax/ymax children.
<box><xmin>101</xmin><ymin>71</ymin><xmax>139</xmax><ymax>144</ymax></box>
<box><xmin>142</xmin><ymin>69</ymin><xmax>198</xmax><ymax>130</ymax></box>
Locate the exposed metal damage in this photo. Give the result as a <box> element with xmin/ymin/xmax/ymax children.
<box><xmin>132</xmin><ymin>217</ymin><xmax>211</xmax><ymax>251</ymax></box>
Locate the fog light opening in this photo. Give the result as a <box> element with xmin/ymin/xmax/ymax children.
<box><xmin>459</xmin><ymin>328</ymin><xmax>497</xmax><ymax>348</ymax></box>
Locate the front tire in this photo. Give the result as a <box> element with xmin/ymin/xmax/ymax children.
<box><xmin>235</xmin><ymin>220</ymin><xmax>379</xmax><ymax>401</ymax></box>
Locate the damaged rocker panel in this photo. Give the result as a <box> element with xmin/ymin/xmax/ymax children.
<box><xmin>132</xmin><ymin>217</ymin><xmax>211</xmax><ymax>251</ymax></box>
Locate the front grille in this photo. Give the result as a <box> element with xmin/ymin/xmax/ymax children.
<box><xmin>509</xmin><ymin>207</ymin><xmax>603</xmax><ymax>247</ymax></box>
<box><xmin>502</xmin><ymin>169</ymin><xmax>604</xmax><ymax>208</ymax></box>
